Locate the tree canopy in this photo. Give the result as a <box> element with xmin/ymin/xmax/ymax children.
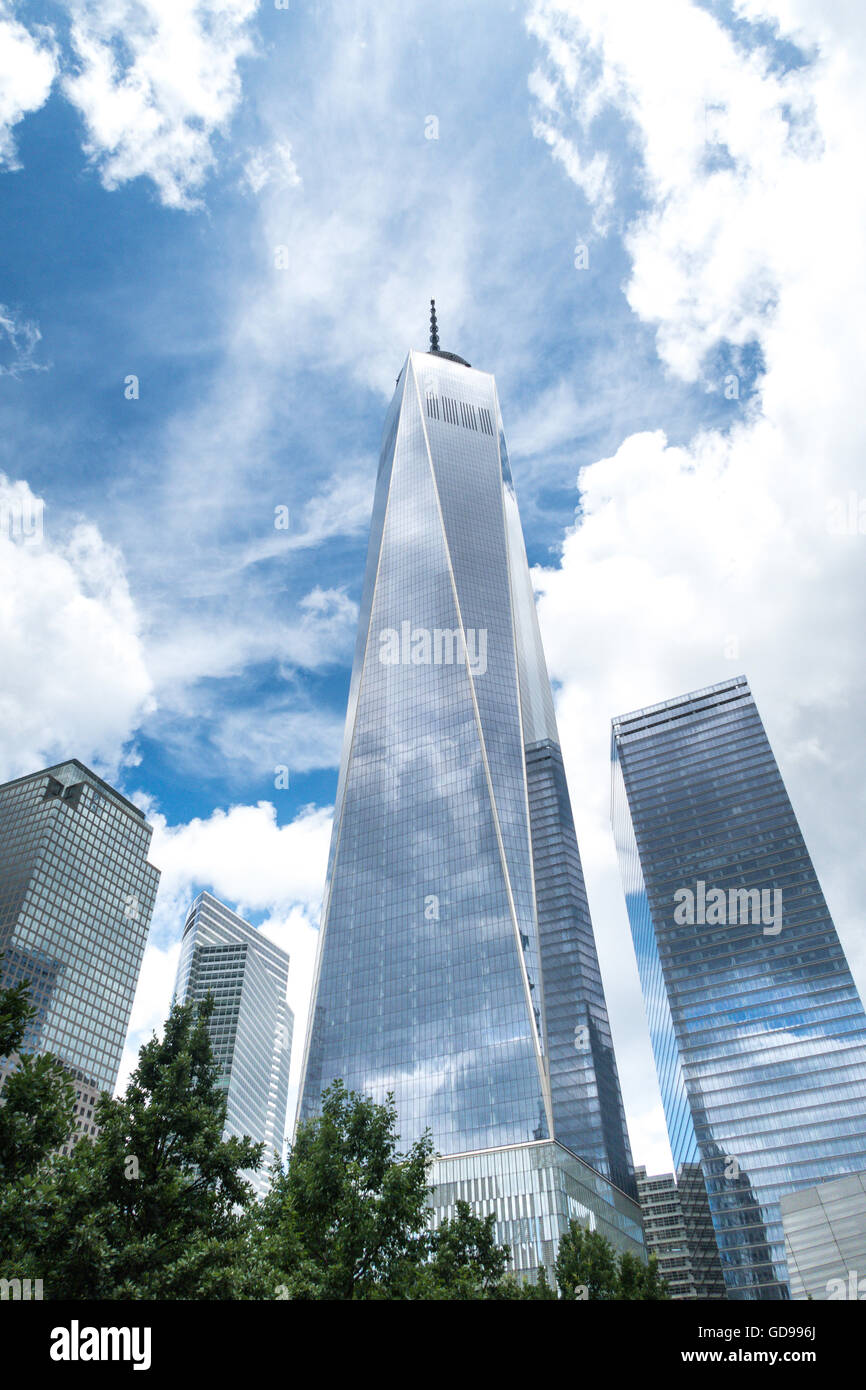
<box><xmin>0</xmin><ymin>969</ymin><xmax>668</xmax><ymax>1301</ymax></box>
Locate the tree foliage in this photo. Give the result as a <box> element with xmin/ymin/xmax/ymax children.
<box><xmin>0</xmin><ymin>956</ymin><xmax>76</xmax><ymax>1188</ymax></box>
<box><xmin>256</xmin><ymin>1081</ymin><xmax>509</xmax><ymax>1300</ymax></box>
<box><xmin>0</xmin><ymin>996</ymin><xmax>262</xmax><ymax>1299</ymax></box>
<box><xmin>556</xmin><ymin>1220</ymin><xmax>671</xmax><ymax>1300</ymax></box>
<box><xmin>0</xmin><ymin>970</ymin><xmax>669</xmax><ymax>1301</ymax></box>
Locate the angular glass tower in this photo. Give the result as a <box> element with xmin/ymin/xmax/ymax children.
<box><xmin>297</xmin><ymin>315</ymin><xmax>642</xmax><ymax>1275</ymax></box>
<box><xmin>611</xmin><ymin>675</ymin><xmax>866</xmax><ymax>1299</ymax></box>
<box><xmin>0</xmin><ymin>760</ymin><xmax>159</xmax><ymax>1147</ymax></box>
<box><xmin>174</xmin><ymin>892</ymin><xmax>293</xmax><ymax>1200</ymax></box>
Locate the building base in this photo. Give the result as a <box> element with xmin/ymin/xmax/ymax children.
<box><xmin>430</xmin><ymin>1139</ymin><xmax>645</xmax><ymax>1283</ymax></box>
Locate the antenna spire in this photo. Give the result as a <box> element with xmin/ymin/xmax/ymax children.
<box><xmin>429</xmin><ymin>299</ymin><xmax>440</xmax><ymax>353</ymax></box>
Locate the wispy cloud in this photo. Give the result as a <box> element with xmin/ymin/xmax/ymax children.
<box><xmin>0</xmin><ymin>304</ymin><xmax>49</xmax><ymax>377</ymax></box>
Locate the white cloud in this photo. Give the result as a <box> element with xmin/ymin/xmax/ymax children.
<box><xmin>241</xmin><ymin>140</ymin><xmax>301</xmax><ymax>196</ymax></box>
<box><xmin>145</xmin><ymin>586</ymin><xmax>358</xmax><ymax>697</ymax></box>
<box><xmin>229</xmin><ymin>8</ymin><xmax>483</xmax><ymax>399</ymax></box>
<box><xmin>212</xmin><ymin>705</ymin><xmax>345</xmax><ymax>776</ymax></box>
<box><xmin>148</xmin><ymin>798</ymin><xmax>332</xmax><ymax>921</ymax></box>
<box><xmin>528</xmin><ymin>0</ymin><xmax>830</xmax><ymax>379</ymax></box>
<box><xmin>506</xmin><ymin>378</ymin><xmax>583</xmax><ymax>459</ymax></box>
<box><xmin>530</xmin><ymin>115</ymin><xmax>615</xmax><ymax>234</ymax></box>
<box><xmin>116</xmin><ymin>936</ymin><xmax>181</xmax><ymax>1093</ymax></box>
<box><xmin>526</xmin><ymin>0</ymin><xmax>866</xmax><ymax>1169</ymax></box>
<box><xmin>628</xmin><ymin>1104</ymin><xmax>676</xmax><ymax>1179</ymax></box>
<box><xmin>0</xmin><ymin>5</ymin><xmax>57</xmax><ymax>169</ymax></box>
<box><xmin>239</xmin><ymin>471</ymin><xmax>374</xmax><ymax>569</ymax></box>
<box><xmin>0</xmin><ymin>303</ymin><xmax>49</xmax><ymax>377</ymax></box>
<box><xmin>0</xmin><ymin>475</ymin><xmax>154</xmax><ymax>782</ymax></box>
<box><xmin>62</xmin><ymin>0</ymin><xmax>260</xmax><ymax>209</ymax></box>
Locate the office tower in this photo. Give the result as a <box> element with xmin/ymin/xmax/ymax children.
<box><xmin>781</xmin><ymin>1171</ymin><xmax>866</xmax><ymax>1300</ymax></box>
<box><xmin>174</xmin><ymin>892</ymin><xmax>293</xmax><ymax>1199</ymax></box>
<box><xmin>611</xmin><ymin>675</ymin><xmax>866</xmax><ymax>1299</ymax></box>
<box><xmin>297</xmin><ymin>307</ymin><xmax>643</xmax><ymax>1278</ymax></box>
<box><xmin>635</xmin><ymin>1164</ymin><xmax>726</xmax><ymax>1300</ymax></box>
<box><xmin>0</xmin><ymin>760</ymin><xmax>159</xmax><ymax>1148</ymax></box>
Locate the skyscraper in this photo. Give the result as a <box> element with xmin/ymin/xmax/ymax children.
<box><xmin>173</xmin><ymin>892</ymin><xmax>293</xmax><ymax>1199</ymax></box>
<box><xmin>611</xmin><ymin>675</ymin><xmax>866</xmax><ymax>1299</ymax></box>
<box><xmin>297</xmin><ymin>309</ymin><xmax>643</xmax><ymax>1277</ymax></box>
<box><xmin>0</xmin><ymin>760</ymin><xmax>160</xmax><ymax>1146</ymax></box>
<box><xmin>635</xmin><ymin>1164</ymin><xmax>726</xmax><ymax>1300</ymax></box>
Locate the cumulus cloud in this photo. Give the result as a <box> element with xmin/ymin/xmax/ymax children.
<box><xmin>0</xmin><ymin>474</ymin><xmax>154</xmax><ymax>782</ymax></box>
<box><xmin>61</xmin><ymin>0</ymin><xmax>260</xmax><ymax>209</ymax></box>
<box><xmin>526</xmin><ymin>0</ymin><xmax>866</xmax><ymax>1171</ymax></box>
<box><xmin>0</xmin><ymin>4</ymin><xmax>57</xmax><ymax>169</ymax></box>
<box><xmin>118</xmin><ymin>799</ymin><xmax>332</xmax><ymax>1120</ymax></box>
<box><xmin>148</xmin><ymin>799</ymin><xmax>332</xmax><ymax>925</ymax></box>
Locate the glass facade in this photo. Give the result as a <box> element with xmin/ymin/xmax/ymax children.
<box><xmin>0</xmin><ymin>760</ymin><xmax>159</xmax><ymax>1110</ymax></box>
<box><xmin>781</xmin><ymin>1170</ymin><xmax>866</xmax><ymax>1300</ymax></box>
<box><xmin>431</xmin><ymin>1140</ymin><xmax>644</xmax><ymax>1281</ymax></box>
<box><xmin>174</xmin><ymin>892</ymin><xmax>292</xmax><ymax>1199</ymax></box>
<box><xmin>611</xmin><ymin>676</ymin><xmax>866</xmax><ymax>1299</ymax></box>
<box><xmin>298</xmin><ymin>343</ymin><xmax>640</xmax><ymax>1270</ymax></box>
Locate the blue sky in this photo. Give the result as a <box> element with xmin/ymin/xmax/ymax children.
<box><xmin>2</xmin><ymin>0</ymin><xmax>864</xmax><ymax>1170</ymax></box>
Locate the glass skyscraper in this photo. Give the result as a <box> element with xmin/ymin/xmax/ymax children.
<box><xmin>174</xmin><ymin>891</ymin><xmax>293</xmax><ymax>1199</ymax></box>
<box><xmin>611</xmin><ymin>675</ymin><xmax>866</xmax><ymax>1299</ymax></box>
<box><xmin>297</xmin><ymin>314</ymin><xmax>643</xmax><ymax>1276</ymax></box>
<box><xmin>0</xmin><ymin>759</ymin><xmax>159</xmax><ymax>1145</ymax></box>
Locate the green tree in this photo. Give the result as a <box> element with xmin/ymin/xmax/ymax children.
<box><xmin>0</xmin><ymin>961</ymin><xmax>76</xmax><ymax>1188</ymax></box>
<box><xmin>618</xmin><ymin>1249</ymin><xmax>670</xmax><ymax>1300</ymax></box>
<box><xmin>554</xmin><ymin>1219</ymin><xmax>670</xmax><ymax>1300</ymax></box>
<box><xmin>257</xmin><ymin>1081</ymin><xmax>521</xmax><ymax>1300</ymax></box>
<box><xmin>555</xmin><ymin>1221</ymin><xmax>620</xmax><ymax>1300</ymax></box>
<box><xmin>0</xmin><ymin>966</ymin><xmax>34</xmax><ymax>1055</ymax></box>
<box><xmin>259</xmin><ymin>1080</ymin><xmax>436</xmax><ymax>1299</ymax></box>
<box><xmin>415</xmin><ymin>1200</ymin><xmax>509</xmax><ymax>1299</ymax></box>
<box><xmin>0</xmin><ymin>999</ymin><xmax>263</xmax><ymax>1299</ymax></box>
<box><xmin>490</xmin><ymin>1266</ymin><xmax>559</xmax><ymax>1300</ymax></box>
<box><xmin>0</xmin><ymin>980</ymin><xmax>670</xmax><ymax>1303</ymax></box>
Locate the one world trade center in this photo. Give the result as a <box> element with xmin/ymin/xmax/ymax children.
<box><xmin>297</xmin><ymin>307</ymin><xmax>643</xmax><ymax>1277</ymax></box>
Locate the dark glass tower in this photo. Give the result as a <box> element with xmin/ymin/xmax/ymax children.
<box><xmin>0</xmin><ymin>760</ymin><xmax>159</xmax><ymax>1147</ymax></box>
<box><xmin>296</xmin><ymin>318</ymin><xmax>642</xmax><ymax>1275</ymax></box>
<box><xmin>611</xmin><ymin>675</ymin><xmax>866</xmax><ymax>1299</ymax></box>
